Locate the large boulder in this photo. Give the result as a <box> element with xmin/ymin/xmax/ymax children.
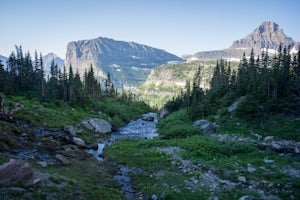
<box><xmin>194</xmin><ymin>119</ymin><xmax>217</xmax><ymax>134</ymax></box>
<box><xmin>0</xmin><ymin>159</ymin><xmax>33</xmax><ymax>186</ymax></box>
<box><xmin>81</xmin><ymin>118</ymin><xmax>112</xmax><ymax>133</ymax></box>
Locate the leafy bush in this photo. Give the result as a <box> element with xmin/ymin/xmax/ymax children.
<box><xmin>157</xmin><ymin>109</ymin><xmax>199</xmax><ymax>138</ymax></box>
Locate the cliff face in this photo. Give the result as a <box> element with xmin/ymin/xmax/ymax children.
<box><xmin>65</xmin><ymin>37</ymin><xmax>184</xmax><ymax>87</ymax></box>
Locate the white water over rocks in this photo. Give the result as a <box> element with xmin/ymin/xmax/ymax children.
<box><xmin>111</xmin><ymin>112</ymin><xmax>159</xmax><ymax>139</ymax></box>
<box><xmin>87</xmin><ymin>112</ymin><xmax>159</xmax><ymax>199</ymax></box>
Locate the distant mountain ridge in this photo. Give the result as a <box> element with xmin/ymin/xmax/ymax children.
<box><xmin>0</xmin><ymin>53</ymin><xmax>64</xmax><ymax>78</ymax></box>
<box><xmin>187</xmin><ymin>21</ymin><xmax>299</xmax><ymax>61</ymax></box>
<box><xmin>42</xmin><ymin>53</ymin><xmax>64</xmax><ymax>77</ymax></box>
<box><xmin>65</xmin><ymin>37</ymin><xmax>184</xmax><ymax>88</ymax></box>
<box><xmin>0</xmin><ymin>55</ymin><xmax>8</xmax><ymax>66</ymax></box>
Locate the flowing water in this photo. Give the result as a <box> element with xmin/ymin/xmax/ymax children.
<box><xmin>88</xmin><ymin>112</ymin><xmax>159</xmax><ymax>160</ymax></box>
<box><xmin>88</xmin><ymin>112</ymin><xmax>159</xmax><ymax>199</ymax></box>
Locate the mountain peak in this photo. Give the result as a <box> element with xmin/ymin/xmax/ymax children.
<box><xmin>231</xmin><ymin>21</ymin><xmax>294</xmax><ymax>50</ymax></box>
<box><xmin>187</xmin><ymin>21</ymin><xmax>298</xmax><ymax>62</ymax></box>
<box><xmin>258</xmin><ymin>21</ymin><xmax>279</xmax><ymax>33</ymax></box>
<box><xmin>65</xmin><ymin>36</ymin><xmax>183</xmax><ymax>87</ymax></box>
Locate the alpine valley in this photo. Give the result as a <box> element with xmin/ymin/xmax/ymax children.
<box><xmin>138</xmin><ymin>21</ymin><xmax>300</xmax><ymax>108</ymax></box>
<box><xmin>1</xmin><ymin>20</ymin><xmax>300</xmax><ymax>200</ymax></box>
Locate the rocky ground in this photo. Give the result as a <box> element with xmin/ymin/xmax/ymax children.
<box><xmin>0</xmin><ymin>101</ymin><xmax>300</xmax><ymax>199</ymax></box>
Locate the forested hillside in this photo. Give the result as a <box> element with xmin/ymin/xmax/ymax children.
<box><xmin>165</xmin><ymin>47</ymin><xmax>300</xmax><ymax>122</ymax></box>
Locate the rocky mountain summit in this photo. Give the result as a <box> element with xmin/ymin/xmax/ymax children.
<box><xmin>187</xmin><ymin>21</ymin><xmax>299</xmax><ymax>61</ymax></box>
<box><xmin>42</xmin><ymin>53</ymin><xmax>64</xmax><ymax>76</ymax></box>
<box><xmin>65</xmin><ymin>37</ymin><xmax>183</xmax><ymax>88</ymax></box>
<box><xmin>231</xmin><ymin>21</ymin><xmax>295</xmax><ymax>51</ymax></box>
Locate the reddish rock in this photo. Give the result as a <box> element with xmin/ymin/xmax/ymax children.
<box><xmin>0</xmin><ymin>159</ymin><xmax>33</xmax><ymax>186</ymax></box>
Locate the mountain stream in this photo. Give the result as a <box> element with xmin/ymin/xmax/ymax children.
<box><xmin>87</xmin><ymin>112</ymin><xmax>159</xmax><ymax>199</ymax></box>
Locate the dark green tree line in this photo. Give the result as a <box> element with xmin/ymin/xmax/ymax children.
<box><xmin>165</xmin><ymin>46</ymin><xmax>300</xmax><ymax>120</ymax></box>
<box><xmin>0</xmin><ymin>46</ymin><xmax>124</xmax><ymax>106</ymax></box>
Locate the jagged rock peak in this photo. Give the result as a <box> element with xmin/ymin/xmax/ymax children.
<box><xmin>231</xmin><ymin>21</ymin><xmax>294</xmax><ymax>50</ymax></box>
<box><xmin>258</xmin><ymin>21</ymin><xmax>280</xmax><ymax>33</ymax></box>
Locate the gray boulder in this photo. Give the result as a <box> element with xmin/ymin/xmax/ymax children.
<box><xmin>264</xmin><ymin>136</ymin><xmax>274</xmax><ymax>142</ymax></box>
<box><xmin>81</xmin><ymin>121</ymin><xmax>94</xmax><ymax>130</ymax></box>
<box><xmin>81</xmin><ymin>118</ymin><xmax>112</xmax><ymax>134</ymax></box>
<box><xmin>194</xmin><ymin>119</ymin><xmax>217</xmax><ymax>134</ymax></box>
<box><xmin>73</xmin><ymin>137</ymin><xmax>86</xmax><ymax>147</ymax></box>
<box><xmin>64</xmin><ymin>125</ymin><xmax>77</xmax><ymax>136</ymax></box>
<box><xmin>55</xmin><ymin>154</ymin><xmax>70</xmax><ymax>165</ymax></box>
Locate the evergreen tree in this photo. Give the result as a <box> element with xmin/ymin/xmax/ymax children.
<box><xmin>68</xmin><ymin>65</ymin><xmax>74</xmax><ymax>104</ymax></box>
<box><xmin>105</xmin><ymin>72</ymin><xmax>115</xmax><ymax>96</ymax></box>
<box><xmin>73</xmin><ymin>70</ymin><xmax>84</xmax><ymax>105</ymax></box>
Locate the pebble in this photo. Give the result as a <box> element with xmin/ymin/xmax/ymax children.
<box><xmin>37</xmin><ymin>161</ymin><xmax>48</xmax><ymax>168</ymax></box>
<box><xmin>238</xmin><ymin>176</ymin><xmax>247</xmax><ymax>183</ymax></box>
<box><xmin>151</xmin><ymin>194</ymin><xmax>158</xmax><ymax>200</ymax></box>
<box><xmin>247</xmin><ymin>166</ymin><xmax>256</xmax><ymax>173</ymax></box>
<box><xmin>264</xmin><ymin>158</ymin><xmax>274</xmax><ymax>163</ymax></box>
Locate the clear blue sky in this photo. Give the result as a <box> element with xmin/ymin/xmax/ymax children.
<box><xmin>1</xmin><ymin>0</ymin><xmax>299</xmax><ymax>58</ymax></box>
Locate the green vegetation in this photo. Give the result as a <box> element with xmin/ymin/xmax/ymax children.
<box><xmin>164</xmin><ymin>47</ymin><xmax>300</xmax><ymax>140</ymax></box>
<box><xmin>0</xmin><ymin>46</ymin><xmax>137</xmax><ymax>108</ymax></box>
<box><xmin>31</xmin><ymin>157</ymin><xmax>124</xmax><ymax>200</ymax></box>
<box><xmin>105</xmin><ymin>131</ymin><xmax>300</xmax><ymax>199</ymax></box>
<box><xmin>137</xmin><ymin>61</ymin><xmax>237</xmax><ymax>108</ymax></box>
<box><xmin>0</xmin><ymin>87</ymin><xmax>150</xmax><ymax>200</ymax></box>
<box><xmin>157</xmin><ymin>109</ymin><xmax>199</xmax><ymax>138</ymax></box>
<box><xmin>1</xmin><ymin>93</ymin><xmax>150</xmax><ymax>130</ymax></box>
<box><xmin>102</xmin><ymin>47</ymin><xmax>299</xmax><ymax>199</ymax></box>
<box><xmin>1</xmin><ymin>45</ymin><xmax>300</xmax><ymax>199</ymax></box>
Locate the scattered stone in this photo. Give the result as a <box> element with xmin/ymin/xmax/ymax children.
<box><xmin>142</xmin><ymin>115</ymin><xmax>155</xmax><ymax>121</ymax></box>
<box><xmin>238</xmin><ymin>195</ymin><xmax>255</xmax><ymax>200</ymax></box>
<box><xmin>0</xmin><ymin>159</ymin><xmax>33</xmax><ymax>186</ymax></box>
<box><xmin>160</xmin><ymin>191</ymin><xmax>166</xmax><ymax>199</ymax></box>
<box><xmin>264</xmin><ymin>158</ymin><xmax>274</xmax><ymax>163</ymax></box>
<box><xmin>224</xmin><ymin>171</ymin><xmax>232</xmax><ymax>178</ymax></box>
<box><xmin>238</xmin><ymin>176</ymin><xmax>247</xmax><ymax>183</ymax></box>
<box><xmin>208</xmin><ymin>197</ymin><xmax>219</xmax><ymax>200</ymax></box>
<box><xmin>194</xmin><ymin>119</ymin><xmax>217</xmax><ymax>134</ymax></box>
<box><xmin>151</xmin><ymin>194</ymin><xmax>158</xmax><ymax>200</ymax></box>
<box><xmin>64</xmin><ymin>125</ymin><xmax>77</xmax><ymax>136</ymax></box>
<box><xmin>72</xmin><ymin>137</ymin><xmax>86</xmax><ymax>147</ymax></box>
<box><xmin>81</xmin><ymin>118</ymin><xmax>112</xmax><ymax>133</ymax></box>
<box><xmin>295</xmin><ymin>142</ymin><xmax>300</xmax><ymax>153</ymax></box>
<box><xmin>37</xmin><ymin>161</ymin><xmax>48</xmax><ymax>168</ymax></box>
<box><xmin>264</xmin><ymin>136</ymin><xmax>274</xmax><ymax>142</ymax></box>
<box><xmin>55</xmin><ymin>154</ymin><xmax>70</xmax><ymax>165</ymax></box>
<box><xmin>247</xmin><ymin>166</ymin><xmax>256</xmax><ymax>173</ymax></box>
